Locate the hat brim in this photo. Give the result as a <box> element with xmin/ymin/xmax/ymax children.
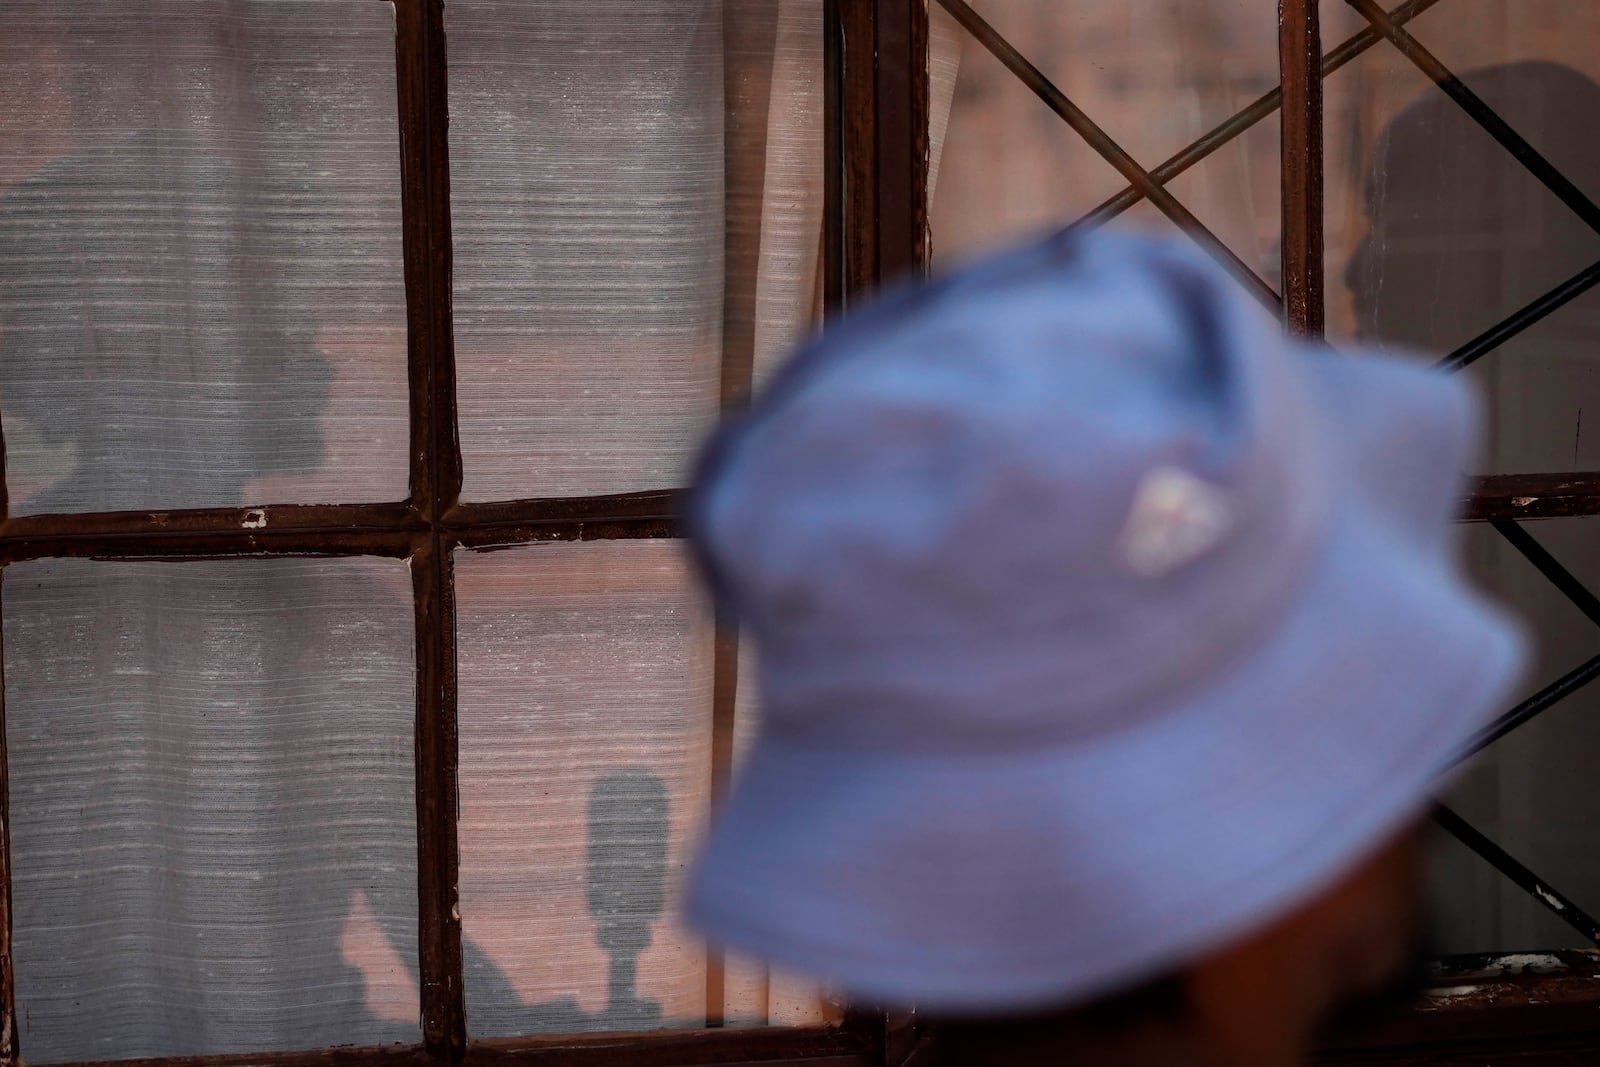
<box><xmin>686</xmin><ymin>349</ymin><xmax>1527</xmax><ymax>1013</ymax></box>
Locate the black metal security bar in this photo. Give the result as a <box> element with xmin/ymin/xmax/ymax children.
<box><xmin>935</xmin><ymin>0</ymin><xmax>1282</xmax><ymax>312</ymax></box>
<box><xmin>1433</xmin><ymin>806</ymin><xmax>1600</xmax><ymax>945</ymax></box>
<box><xmin>1076</xmin><ymin>0</ymin><xmax>1446</xmax><ymax>230</ymax></box>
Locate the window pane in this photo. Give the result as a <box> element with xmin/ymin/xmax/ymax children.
<box><xmin>448</xmin><ymin>0</ymin><xmax>825</xmax><ymax>499</ymax></box>
<box><xmin>1324</xmin><ymin>2</ymin><xmax>1600</xmax><ymax>945</ymax></box>
<box><xmin>1324</xmin><ymin>0</ymin><xmax>1600</xmax><ymax>474</ymax></box>
<box><xmin>3</xmin><ymin>557</ymin><xmax>419</xmax><ymax>1062</ymax></box>
<box><xmin>454</xmin><ymin>541</ymin><xmax>714</xmax><ymax>1036</ymax></box>
<box><xmin>930</xmin><ymin>0</ymin><xmax>1281</xmax><ymax>284</ymax></box>
<box><xmin>1434</xmin><ymin>518</ymin><xmax>1600</xmax><ymax>954</ymax></box>
<box><xmin>447</xmin><ymin>2</ymin><xmax>721</xmax><ymax>500</ymax></box>
<box><xmin>0</xmin><ymin>1</ymin><xmax>409</xmax><ymax>515</ymax></box>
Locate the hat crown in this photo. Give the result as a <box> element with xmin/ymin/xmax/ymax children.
<box><xmin>693</xmin><ymin>234</ymin><xmax>1331</xmax><ymax>750</ymax></box>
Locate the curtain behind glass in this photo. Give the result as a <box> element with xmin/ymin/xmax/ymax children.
<box><xmin>0</xmin><ymin>0</ymin><xmax>840</xmax><ymax>1056</ymax></box>
<box><xmin>4</xmin><ymin>558</ymin><xmax>420</xmax><ymax>1062</ymax></box>
<box><xmin>0</xmin><ymin>0</ymin><xmax>410</xmax><ymax>514</ymax></box>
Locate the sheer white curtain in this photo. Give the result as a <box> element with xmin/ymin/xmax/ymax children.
<box><xmin>0</xmin><ymin>0</ymin><xmax>411</xmax><ymax>516</ymax></box>
<box><xmin>449</xmin><ymin>0</ymin><xmax>964</xmax><ymax>1032</ymax></box>
<box><xmin>3</xmin><ymin>558</ymin><xmax>420</xmax><ymax>1061</ymax></box>
<box><xmin>0</xmin><ymin>0</ymin><xmax>859</xmax><ymax>1059</ymax></box>
<box><xmin>1</xmin><ymin>6</ymin><xmax>418</xmax><ymax>1060</ymax></box>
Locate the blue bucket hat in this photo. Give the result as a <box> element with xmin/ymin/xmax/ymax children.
<box><xmin>684</xmin><ymin>230</ymin><xmax>1528</xmax><ymax>1013</ymax></box>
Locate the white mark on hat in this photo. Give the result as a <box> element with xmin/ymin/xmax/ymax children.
<box><xmin>1118</xmin><ymin>465</ymin><xmax>1234</xmax><ymax>578</ymax></box>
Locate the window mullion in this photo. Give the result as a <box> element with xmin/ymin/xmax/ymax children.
<box><xmin>1279</xmin><ymin>0</ymin><xmax>1325</xmax><ymax>338</ymax></box>
<box><xmin>394</xmin><ymin>0</ymin><xmax>466</xmax><ymax>1059</ymax></box>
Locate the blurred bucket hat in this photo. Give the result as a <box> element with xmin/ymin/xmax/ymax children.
<box><xmin>684</xmin><ymin>230</ymin><xmax>1527</xmax><ymax>1013</ymax></box>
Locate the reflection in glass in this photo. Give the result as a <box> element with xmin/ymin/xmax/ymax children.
<box><xmin>1326</xmin><ymin>7</ymin><xmax>1600</xmax><ymax>952</ymax></box>
<box><xmin>1433</xmin><ymin>519</ymin><xmax>1600</xmax><ymax>954</ymax></box>
<box><xmin>1339</xmin><ymin>60</ymin><xmax>1600</xmax><ymax>474</ymax></box>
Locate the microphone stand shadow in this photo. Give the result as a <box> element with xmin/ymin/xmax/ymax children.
<box><xmin>517</xmin><ymin>769</ymin><xmax>669</xmax><ymax>1033</ymax></box>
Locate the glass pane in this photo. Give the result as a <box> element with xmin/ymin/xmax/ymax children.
<box><xmin>455</xmin><ymin>541</ymin><xmax>714</xmax><ymax>1035</ymax></box>
<box><xmin>930</xmin><ymin>0</ymin><xmax>1281</xmax><ymax>277</ymax></box>
<box><xmin>1324</xmin><ymin>0</ymin><xmax>1600</xmax><ymax>474</ymax></box>
<box><xmin>732</xmin><ymin>0</ymin><xmax>829</xmax><ymax>394</ymax></box>
<box><xmin>3</xmin><ymin>557</ymin><xmax>419</xmax><ymax>1062</ymax></box>
<box><xmin>448</xmin><ymin>0</ymin><xmax>824</xmax><ymax>498</ymax></box>
<box><xmin>1431</xmin><ymin>517</ymin><xmax>1600</xmax><ymax>954</ymax></box>
<box><xmin>0</xmin><ymin>1</ymin><xmax>410</xmax><ymax>514</ymax></box>
<box><xmin>1327</xmin><ymin>12</ymin><xmax>1600</xmax><ymax>953</ymax></box>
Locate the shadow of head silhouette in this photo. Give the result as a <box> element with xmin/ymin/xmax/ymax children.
<box><xmin>0</xmin><ymin>2</ymin><xmax>336</xmax><ymax>514</ymax></box>
<box><xmin>1347</xmin><ymin>60</ymin><xmax>1600</xmax><ymax>348</ymax></box>
<box><xmin>1345</xmin><ymin>61</ymin><xmax>1600</xmax><ymax>474</ymax></box>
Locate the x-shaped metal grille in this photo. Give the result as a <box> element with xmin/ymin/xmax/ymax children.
<box><xmin>937</xmin><ymin>0</ymin><xmax>1600</xmax><ymax>946</ymax></box>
